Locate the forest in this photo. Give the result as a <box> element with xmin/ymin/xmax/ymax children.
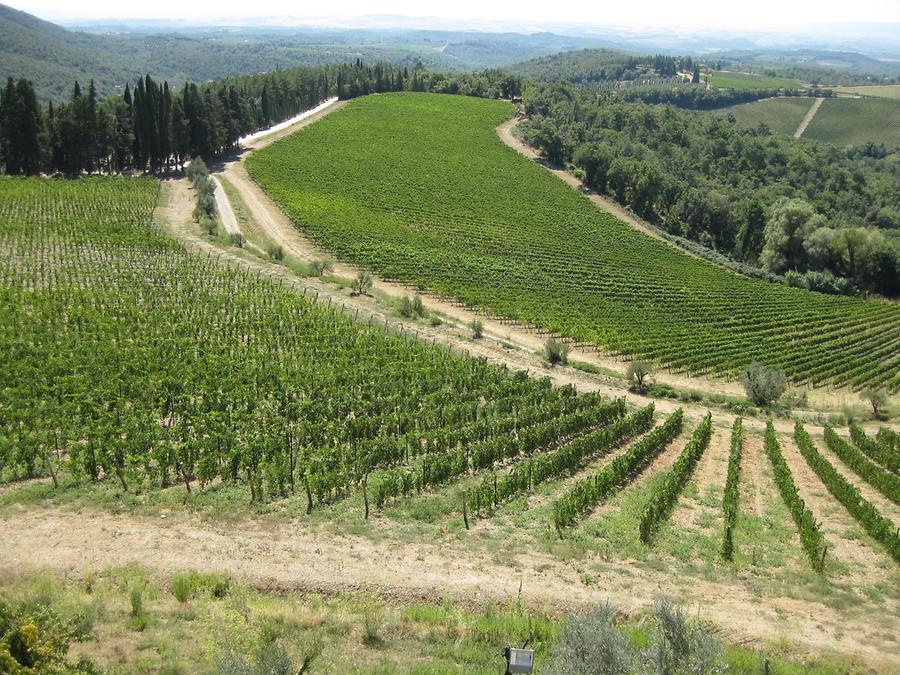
<box><xmin>520</xmin><ymin>82</ymin><xmax>900</xmax><ymax>297</ymax></box>
<box><xmin>508</xmin><ymin>48</ymin><xmax>688</xmax><ymax>83</ymax></box>
<box><xmin>0</xmin><ymin>63</ymin><xmax>520</xmax><ymax>177</ymax></box>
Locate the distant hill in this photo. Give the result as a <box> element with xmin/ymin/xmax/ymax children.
<box><xmin>0</xmin><ymin>4</ymin><xmax>611</xmax><ymax>102</ymax></box>
<box><xmin>714</xmin><ymin>49</ymin><xmax>900</xmax><ymax>85</ymax></box>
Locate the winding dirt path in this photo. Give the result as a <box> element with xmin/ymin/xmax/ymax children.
<box><xmin>212</xmin><ymin>177</ymin><xmax>240</xmax><ymax>236</ymax></box>
<box><xmin>794</xmin><ymin>97</ymin><xmax>824</xmax><ymax>139</ymax></box>
<box><xmin>157</xmin><ymin>100</ymin><xmax>897</xmax><ymax>436</ymax></box>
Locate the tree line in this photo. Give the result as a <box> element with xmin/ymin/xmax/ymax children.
<box><xmin>0</xmin><ymin>61</ymin><xmax>521</xmax><ymax>177</ymax></box>
<box><xmin>521</xmin><ymin>82</ymin><xmax>900</xmax><ymax>297</ymax></box>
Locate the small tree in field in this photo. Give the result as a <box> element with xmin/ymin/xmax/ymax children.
<box><xmin>544</xmin><ymin>338</ymin><xmax>570</xmax><ymax>366</ymax></box>
<box><xmin>861</xmin><ymin>389</ymin><xmax>888</xmax><ymax>420</ymax></box>
<box><xmin>310</xmin><ymin>259</ymin><xmax>333</xmax><ymax>277</ymax></box>
<box><xmin>351</xmin><ymin>271</ymin><xmax>373</xmax><ymax>296</ymax></box>
<box><xmin>470</xmin><ymin>319</ymin><xmax>484</xmax><ymax>339</ymax></box>
<box><xmin>626</xmin><ymin>360</ymin><xmax>653</xmax><ymax>393</ymax></box>
<box><xmin>740</xmin><ymin>361</ymin><xmax>786</xmax><ymax>407</ymax></box>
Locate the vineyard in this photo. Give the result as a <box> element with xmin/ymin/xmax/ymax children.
<box><xmin>1</xmin><ymin>173</ymin><xmax>899</xmax><ymax>671</ymax></box>
<box><xmin>0</xmin><ymin>176</ymin><xmax>622</xmax><ymax>502</ymax></box>
<box><xmin>246</xmin><ymin>92</ymin><xmax>900</xmax><ymax>391</ymax></box>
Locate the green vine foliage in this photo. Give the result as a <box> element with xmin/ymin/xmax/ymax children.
<box><xmin>638</xmin><ymin>413</ymin><xmax>713</xmax><ymax>544</ymax></box>
<box><xmin>795</xmin><ymin>423</ymin><xmax>899</xmax><ymax>563</ymax></box>
<box><xmin>765</xmin><ymin>422</ymin><xmax>827</xmax><ymax>573</ymax></box>
<box><xmin>553</xmin><ymin>408</ymin><xmax>684</xmax><ymax>531</ymax></box>
<box><xmin>721</xmin><ymin>417</ymin><xmax>743</xmax><ymax>561</ymax></box>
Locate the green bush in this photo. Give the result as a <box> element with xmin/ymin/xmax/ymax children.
<box><xmin>544</xmin><ymin>338</ymin><xmax>570</xmax><ymax>366</ymax></box>
<box><xmin>265</xmin><ymin>242</ymin><xmax>285</xmax><ymax>261</ymax></box>
<box><xmin>171</xmin><ymin>574</ymin><xmax>193</xmax><ymax>604</ymax></box>
<box><xmin>470</xmin><ymin>319</ymin><xmax>484</xmax><ymax>339</ymax></box>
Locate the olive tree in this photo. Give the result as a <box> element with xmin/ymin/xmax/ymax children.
<box><xmin>351</xmin><ymin>271</ymin><xmax>373</xmax><ymax>296</ymax></box>
<box><xmin>861</xmin><ymin>389</ymin><xmax>888</xmax><ymax>420</ymax></box>
<box><xmin>626</xmin><ymin>360</ymin><xmax>653</xmax><ymax>393</ymax></box>
<box><xmin>740</xmin><ymin>361</ymin><xmax>786</xmax><ymax>407</ymax></box>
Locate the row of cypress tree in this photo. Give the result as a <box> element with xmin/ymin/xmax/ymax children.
<box><xmin>1</xmin><ymin>60</ymin><xmax>496</xmax><ymax>176</ymax></box>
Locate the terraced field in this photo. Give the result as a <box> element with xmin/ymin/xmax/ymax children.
<box><xmin>247</xmin><ymin>92</ymin><xmax>900</xmax><ymax>391</ymax></box>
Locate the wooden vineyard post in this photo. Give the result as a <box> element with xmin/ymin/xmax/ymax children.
<box><xmin>462</xmin><ymin>491</ymin><xmax>469</xmax><ymax>530</ymax></box>
<box><xmin>362</xmin><ymin>472</ymin><xmax>370</xmax><ymax>520</ymax></box>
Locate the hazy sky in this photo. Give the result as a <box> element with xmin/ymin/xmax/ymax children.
<box><xmin>9</xmin><ymin>0</ymin><xmax>900</xmax><ymax>28</ymax></box>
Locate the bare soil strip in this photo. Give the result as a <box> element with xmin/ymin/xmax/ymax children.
<box><xmin>2</xmin><ymin>502</ymin><xmax>896</xmax><ymax>671</ymax></box>
<box><xmin>671</xmin><ymin>425</ymin><xmax>729</xmax><ymax>531</ymax></box>
<box><xmin>794</xmin><ymin>97</ymin><xmax>824</xmax><ymax>139</ymax></box>
<box><xmin>212</xmin><ymin>176</ymin><xmax>240</xmax><ymax>236</ymax></box>
<box><xmin>776</xmin><ymin>433</ymin><xmax>896</xmax><ymax>578</ymax></box>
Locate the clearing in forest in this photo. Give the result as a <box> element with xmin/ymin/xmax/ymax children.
<box><xmin>721</xmin><ymin>96</ymin><xmax>815</xmax><ymax>136</ymax></box>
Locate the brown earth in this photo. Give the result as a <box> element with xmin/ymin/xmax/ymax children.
<box><xmin>2</xmin><ymin>502</ymin><xmax>898</xmax><ymax>672</ymax></box>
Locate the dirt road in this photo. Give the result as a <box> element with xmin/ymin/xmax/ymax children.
<box><xmin>169</xmin><ymin>102</ymin><xmax>895</xmax><ymax>434</ymax></box>
<box><xmin>1</xmin><ymin>503</ymin><xmax>896</xmax><ymax>671</ymax></box>
<box><xmin>794</xmin><ymin>98</ymin><xmax>824</xmax><ymax>138</ymax></box>
<box><xmin>212</xmin><ymin>177</ymin><xmax>240</xmax><ymax>236</ymax></box>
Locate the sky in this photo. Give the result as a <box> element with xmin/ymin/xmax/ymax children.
<box><xmin>10</xmin><ymin>0</ymin><xmax>900</xmax><ymax>29</ymax></box>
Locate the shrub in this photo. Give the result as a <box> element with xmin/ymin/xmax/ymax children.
<box><xmin>399</xmin><ymin>296</ymin><xmax>414</xmax><ymax>318</ymax></box>
<box><xmin>186</xmin><ymin>156</ymin><xmax>209</xmax><ymax>184</ymax></box>
<box><xmin>201</xmin><ymin>216</ymin><xmax>218</xmax><ymax>236</ymax></box>
<box><xmin>545</xmin><ymin>597</ymin><xmax>724</xmax><ymax>675</ymax></box>
<box><xmin>648</xmin><ymin>597</ymin><xmax>723</xmax><ymax>674</ymax></box>
<box><xmin>229</xmin><ymin>233</ymin><xmax>245</xmax><ymax>248</ymax></box>
<box><xmin>412</xmin><ymin>294</ymin><xmax>426</xmax><ymax>317</ymax></box>
<box><xmin>544</xmin><ymin>338</ymin><xmax>570</xmax><ymax>366</ymax></box>
<box><xmin>429</xmin><ymin>315</ymin><xmax>442</xmax><ymax>327</ymax></box>
<box><xmin>544</xmin><ymin>602</ymin><xmax>633</xmax><ymax>675</ymax></box>
<box><xmin>361</xmin><ymin>598</ymin><xmax>384</xmax><ymax>645</ymax></box>
<box><xmin>741</xmin><ymin>361</ymin><xmax>786</xmax><ymax>407</ymax></box>
<box><xmin>171</xmin><ymin>574</ymin><xmax>193</xmax><ymax>604</ymax></box>
<box><xmin>129</xmin><ymin>585</ymin><xmax>143</xmax><ymax>618</ymax></box>
<box><xmin>470</xmin><ymin>319</ymin><xmax>484</xmax><ymax>339</ymax></box>
<box><xmin>265</xmin><ymin>242</ymin><xmax>285</xmax><ymax>261</ymax></box>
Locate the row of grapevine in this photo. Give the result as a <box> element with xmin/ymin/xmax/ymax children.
<box><xmin>638</xmin><ymin>413</ymin><xmax>713</xmax><ymax>544</ymax></box>
<box><xmin>553</xmin><ymin>408</ymin><xmax>684</xmax><ymax>531</ymax></box>
<box><xmin>794</xmin><ymin>423</ymin><xmax>899</xmax><ymax>563</ymax></box>
<box><xmin>824</xmin><ymin>427</ymin><xmax>900</xmax><ymax>506</ymax></box>
<box><xmin>849</xmin><ymin>424</ymin><xmax>899</xmax><ymax>475</ymax></box>
<box><xmin>372</xmin><ymin>398</ymin><xmax>625</xmax><ymax>507</ymax></box>
<box><xmin>878</xmin><ymin>427</ymin><xmax>898</xmax><ymax>455</ymax></box>
<box><xmin>468</xmin><ymin>404</ymin><xmax>656</xmax><ymax>515</ymax></box>
<box><xmin>721</xmin><ymin>417</ymin><xmax>743</xmax><ymax>561</ymax></box>
<box><xmin>764</xmin><ymin>422</ymin><xmax>827</xmax><ymax>573</ymax></box>
<box><xmin>361</xmin><ymin>389</ymin><xmax>604</xmax><ymax>470</ymax></box>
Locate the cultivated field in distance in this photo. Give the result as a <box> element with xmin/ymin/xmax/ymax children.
<box><xmin>803</xmin><ymin>97</ymin><xmax>900</xmax><ymax>146</ymax></box>
<box><xmin>707</xmin><ymin>70</ymin><xmax>806</xmax><ymax>89</ymax></box>
<box><xmin>722</xmin><ymin>96</ymin><xmax>814</xmax><ymax>134</ymax></box>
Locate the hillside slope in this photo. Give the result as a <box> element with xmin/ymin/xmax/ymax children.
<box><xmin>246</xmin><ymin>92</ymin><xmax>900</xmax><ymax>391</ymax></box>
